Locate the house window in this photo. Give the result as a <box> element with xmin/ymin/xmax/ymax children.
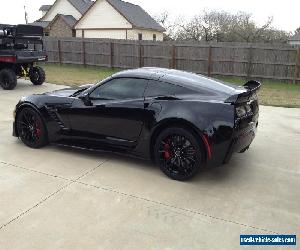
<box><xmin>138</xmin><ymin>33</ymin><xmax>143</xmax><ymax>41</ymax></box>
<box><xmin>153</xmin><ymin>34</ymin><xmax>156</xmax><ymax>41</ymax></box>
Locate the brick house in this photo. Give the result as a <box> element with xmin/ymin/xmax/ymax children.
<box><xmin>33</xmin><ymin>0</ymin><xmax>92</xmax><ymax>37</ymax></box>
<box><xmin>33</xmin><ymin>0</ymin><xmax>164</xmax><ymax>40</ymax></box>
<box><xmin>47</xmin><ymin>15</ymin><xmax>77</xmax><ymax>37</ymax></box>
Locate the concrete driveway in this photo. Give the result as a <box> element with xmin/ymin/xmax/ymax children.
<box><xmin>0</xmin><ymin>80</ymin><xmax>299</xmax><ymax>250</ymax></box>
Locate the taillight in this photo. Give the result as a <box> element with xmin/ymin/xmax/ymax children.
<box><xmin>235</xmin><ymin>104</ymin><xmax>251</xmax><ymax>118</ymax></box>
<box><xmin>236</xmin><ymin>106</ymin><xmax>246</xmax><ymax>117</ymax></box>
<box><xmin>0</xmin><ymin>55</ymin><xmax>16</xmax><ymax>63</ymax></box>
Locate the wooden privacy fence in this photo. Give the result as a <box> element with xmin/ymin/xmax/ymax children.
<box><xmin>44</xmin><ymin>37</ymin><xmax>300</xmax><ymax>83</ymax></box>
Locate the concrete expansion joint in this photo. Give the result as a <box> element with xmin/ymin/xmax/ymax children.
<box><xmin>0</xmin><ymin>160</ymin><xmax>108</xmax><ymax>231</ymax></box>
<box><xmin>0</xmin><ymin>160</ymin><xmax>280</xmax><ymax>235</ymax></box>
<box><xmin>74</xmin><ymin>180</ymin><xmax>281</xmax><ymax>235</ymax></box>
<box><xmin>0</xmin><ymin>161</ymin><xmax>70</xmax><ymax>182</ymax></box>
<box><xmin>75</xmin><ymin>160</ymin><xmax>110</xmax><ymax>181</ymax></box>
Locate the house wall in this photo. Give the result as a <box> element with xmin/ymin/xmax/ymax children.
<box><xmin>76</xmin><ymin>28</ymin><xmax>164</xmax><ymax>40</ymax></box>
<box><xmin>49</xmin><ymin>17</ymin><xmax>73</xmax><ymax>37</ymax></box>
<box><xmin>128</xmin><ymin>29</ymin><xmax>164</xmax><ymax>41</ymax></box>
<box><xmin>76</xmin><ymin>29</ymin><xmax>127</xmax><ymax>39</ymax></box>
<box><xmin>75</xmin><ymin>0</ymin><xmax>132</xmax><ymax>29</ymax></box>
<box><xmin>288</xmin><ymin>41</ymin><xmax>300</xmax><ymax>46</ymax></box>
<box><xmin>41</xmin><ymin>0</ymin><xmax>82</xmax><ymax>21</ymax></box>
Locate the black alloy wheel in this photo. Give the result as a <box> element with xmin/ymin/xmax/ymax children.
<box><xmin>154</xmin><ymin>127</ymin><xmax>204</xmax><ymax>181</ymax></box>
<box><xmin>16</xmin><ymin>107</ymin><xmax>48</xmax><ymax>148</ymax></box>
<box><xmin>29</xmin><ymin>66</ymin><xmax>46</xmax><ymax>85</ymax></box>
<box><xmin>0</xmin><ymin>69</ymin><xmax>17</xmax><ymax>90</ymax></box>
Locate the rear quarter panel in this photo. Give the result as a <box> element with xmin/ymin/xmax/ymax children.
<box><xmin>135</xmin><ymin>99</ymin><xmax>235</xmax><ymax>165</ymax></box>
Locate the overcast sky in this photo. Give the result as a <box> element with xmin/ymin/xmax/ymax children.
<box><xmin>1</xmin><ymin>0</ymin><xmax>299</xmax><ymax>32</ymax></box>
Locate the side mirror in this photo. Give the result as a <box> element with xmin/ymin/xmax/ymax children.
<box><xmin>79</xmin><ymin>94</ymin><xmax>92</xmax><ymax>106</ymax></box>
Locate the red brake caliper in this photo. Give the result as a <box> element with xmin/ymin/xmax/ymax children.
<box><xmin>35</xmin><ymin>122</ymin><xmax>42</xmax><ymax>137</ymax></box>
<box><xmin>163</xmin><ymin>139</ymin><xmax>171</xmax><ymax>160</ymax></box>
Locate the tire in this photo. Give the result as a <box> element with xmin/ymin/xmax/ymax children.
<box><xmin>0</xmin><ymin>68</ymin><xmax>17</xmax><ymax>90</ymax></box>
<box><xmin>29</xmin><ymin>66</ymin><xmax>45</xmax><ymax>85</ymax></box>
<box><xmin>16</xmin><ymin>107</ymin><xmax>48</xmax><ymax>148</ymax></box>
<box><xmin>154</xmin><ymin>127</ymin><xmax>204</xmax><ymax>181</ymax></box>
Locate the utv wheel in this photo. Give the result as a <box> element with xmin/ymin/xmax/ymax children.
<box><xmin>16</xmin><ymin>107</ymin><xmax>48</xmax><ymax>148</ymax></box>
<box><xmin>29</xmin><ymin>66</ymin><xmax>45</xmax><ymax>85</ymax></box>
<box><xmin>0</xmin><ymin>69</ymin><xmax>17</xmax><ymax>90</ymax></box>
<box><xmin>154</xmin><ymin>127</ymin><xmax>204</xmax><ymax>181</ymax></box>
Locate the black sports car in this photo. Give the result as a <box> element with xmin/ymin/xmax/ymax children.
<box><xmin>13</xmin><ymin>68</ymin><xmax>260</xmax><ymax>180</ymax></box>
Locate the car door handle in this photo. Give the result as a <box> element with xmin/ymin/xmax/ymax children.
<box><xmin>154</xmin><ymin>95</ymin><xmax>179</xmax><ymax>100</ymax></box>
<box><xmin>96</xmin><ymin>104</ymin><xmax>106</xmax><ymax>109</ymax></box>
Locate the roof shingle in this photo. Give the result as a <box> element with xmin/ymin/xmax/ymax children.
<box><xmin>39</xmin><ymin>5</ymin><xmax>52</xmax><ymax>11</ymax></box>
<box><xmin>59</xmin><ymin>15</ymin><xmax>77</xmax><ymax>27</ymax></box>
<box><xmin>30</xmin><ymin>21</ymin><xmax>51</xmax><ymax>28</ymax></box>
<box><xmin>288</xmin><ymin>33</ymin><xmax>300</xmax><ymax>41</ymax></box>
<box><xmin>106</xmin><ymin>0</ymin><xmax>165</xmax><ymax>32</ymax></box>
<box><xmin>68</xmin><ymin>0</ymin><xmax>93</xmax><ymax>14</ymax></box>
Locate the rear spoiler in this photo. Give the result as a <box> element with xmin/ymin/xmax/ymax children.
<box><xmin>225</xmin><ymin>80</ymin><xmax>261</xmax><ymax>104</ymax></box>
<box><xmin>243</xmin><ymin>80</ymin><xmax>261</xmax><ymax>92</ymax></box>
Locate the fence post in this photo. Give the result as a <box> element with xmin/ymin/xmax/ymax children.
<box><xmin>247</xmin><ymin>46</ymin><xmax>254</xmax><ymax>80</ymax></box>
<box><xmin>171</xmin><ymin>45</ymin><xmax>177</xmax><ymax>69</ymax></box>
<box><xmin>82</xmin><ymin>40</ymin><xmax>86</xmax><ymax>67</ymax></box>
<box><xmin>293</xmin><ymin>48</ymin><xmax>300</xmax><ymax>84</ymax></box>
<box><xmin>110</xmin><ymin>42</ymin><xmax>114</xmax><ymax>69</ymax></box>
<box><xmin>207</xmin><ymin>46</ymin><xmax>213</xmax><ymax>77</ymax></box>
<box><xmin>139</xmin><ymin>43</ymin><xmax>144</xmax><ymax>68</ymax></box>
<box><xmin>57</xmin><ymin>39</ymin><xmax>62</xmax><ymax>65</ymax></box>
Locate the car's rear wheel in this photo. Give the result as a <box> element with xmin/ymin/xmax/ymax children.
<box><xmin>154</xmin><ymin>127</ymin><xmax>204</xmax><ymax>181</ymax></box>
<box><xmin>0</xmin><ymin>69</ymin><xmax>17</xmax><ymax>90</ymax></box>
<box><xmin>29</xmin><ymin>66</ymin><xmax>45</xmax><ymax>85</ymax></box>
<box><xmin>16</xmin><ymin>107</ymin><xmax>48</xmax><ymax>148</ymax></box>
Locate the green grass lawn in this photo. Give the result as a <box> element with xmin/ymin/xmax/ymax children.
<box><xmin>40</xmin><ymin>63</ymin><xmax>300</xmax><ymax>108</ymax></box>
<box><xmin>41</xmin><ymin>63</ymin><xmax>119</xmax><ymax>86</ymax></box>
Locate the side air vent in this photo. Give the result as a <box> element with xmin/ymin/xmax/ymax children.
<box><xmin>45</xmin><ymin>105</ymin><xmax>69</xmax><ymax>130</ymax></box>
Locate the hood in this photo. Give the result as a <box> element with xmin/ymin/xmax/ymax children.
<box><xmin>44</xmin><ymin>84</ymin><xmax>94</xmax><ymax>97</ymax></box>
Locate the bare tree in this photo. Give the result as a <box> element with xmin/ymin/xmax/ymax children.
<box><xmin>201</xmin><ymin>10</ymin><xmax>236</xmax><ymax>42</ymax></box>
<box><xmin>153</xmin><ymin>11</ymin><xmax>176</xmax><ymax>40</ymax></box>
<box><xmin>171</xmin><ymin>10</ymin><xmax>290</xmax><ymax>43</ymax></box>
<box><xmin>231</xmin><ymin>13</ymin><xmax>274</xmax><ymax>42</ymax></box>
<box><xmin>154</xmin><ymin>11</ymin><xmax>169</xmax><ymax>28</ymax></box>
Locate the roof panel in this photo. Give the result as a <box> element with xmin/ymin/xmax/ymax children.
<box><xmin>106</xmin><ymin>0</ymin><xmax>165</xmax><ymax>32</ymax></box>
<box><xmin>60</xmin><ymin>15</ymin><xmax>78</xmax><ymax>27</ymax></box>
<box><xmin>30</xmin><ymin>21</ymin><xmax>51</xmax><ymax>28</ymax></box>
<box><xmin>68</xmin><ymin>0</ymin><xmax>93</xmax><ymax>14</ymax></box>
<box><xmin>39</xmin><ymin>5</ymin><xmax>52</xmax><ymax>11</ymax></box>
<box><xmin>288</xmin><ymin>34</ymin><xmax>300</xmax><ymax>41</ymax></box>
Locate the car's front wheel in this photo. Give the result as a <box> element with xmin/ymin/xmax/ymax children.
<box><xmin>154</xmin><ymin>127</ymin><xmax>204</xmax><ymax>181</ymax></box>
<box><xmin>16</xmin><ymin>107</ymin><xmax>48</xmax><ymax>148</ymax></box>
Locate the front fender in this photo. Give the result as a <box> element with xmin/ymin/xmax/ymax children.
<box><xmin>14</xmin><ymin>101</ymin><xmax>48</xmax><ymax>137</ymax></box>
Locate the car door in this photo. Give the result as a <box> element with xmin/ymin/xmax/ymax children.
<box><xmin>68</xmin><ymin>77</ymin><xmax>148</xmax><ymax>147</ymax></box>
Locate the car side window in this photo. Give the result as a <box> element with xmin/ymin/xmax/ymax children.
<box><xmin>89</xmin><ymin>78</ymin><xmax>148</xmax><ymax>100</ymax></box>
<box><xmin>145</xmin><ymin>80</ymin><xmax>185</xmax><ymax>97</ymax></box>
